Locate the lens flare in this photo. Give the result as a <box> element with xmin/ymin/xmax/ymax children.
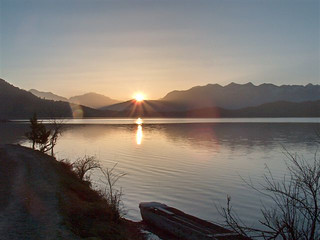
<box><xmin>70</xmin><ymin>103</ymin><xmax>83</xmax><ymax>118</ymax></box>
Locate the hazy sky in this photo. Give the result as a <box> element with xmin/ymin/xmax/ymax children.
<box><xmin>0</xmin><ymin>0</ymin><xmax>319</xmax><ymax>100</ymax></box>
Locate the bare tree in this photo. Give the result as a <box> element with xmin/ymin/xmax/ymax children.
<box><xmin>64</xmin><ymin>156</ymin><xmax>126</xmax><ymax>220</ymax></box>
<box><xmin>219</xmin><ymin>150</ymin><xmax>320</xmax><ymax>240</ymax></box>
<box><xmin>72</xmin><ymin>155</ymin><xmax>101</xmax><ymax>182</ymax></box>
<box><xmin>100</xmin><ymin>163</ymin><xmax>127</xmax><ymax>221</ymax></box>
<box><xmin>47</xmin><ymin>119</ymin><xmax>64</xmax><ymax>157</ymax></box>
<box><xmin>25</xmin><ymin>115</ymin><xmax>64</xmax><ymax>156</ymax></box>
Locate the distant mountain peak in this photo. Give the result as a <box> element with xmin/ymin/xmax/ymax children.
<box><xmin>206</xmin><ymin>83</ymin><xmax>222</xmax><ymax>88</ymax></box>
<box><xmin>244</xmin><ymin>82</ymin><xmax>254</xmax><ymax>86</ymax></box>
<box><xmin>226</xmin><ymin>82</ymin><xmax>255</xmax><ymax>87</ymax></box>
<box><xmin>29</xmin><ymin>88</ymin><xmax>120</xmax><ymax>109</ymax></box>
<box><xmin>69</xmin><ymin>92</ymin><xmax>119</xmax><ymax>109</ymax></box>
<box><xmin>0</xmin><ymin>79</ymin><xmax>103</xmax><ymax>119</ymax></box>
<box><xmin>162</xmin><ymin>82</ymin><xmax>320</xmax><ymax>110</ymax></box>
<box><xmin>29</xmin><ymin>89</ymin><xmax>68</xmax><ymax>102</ymax></box>
<box><xmin>260</xmin><ymin>83</ymin><xmax>276</xmax><ymax>87</ymax></box>
<box><xmin>73</xmin><ymin>92</ymin><xmax>104</xmax><ymax>97</ymax></box>
<box><xmin>226</xmin><ymin>82</ymin><xmax>239</xmax><ymax>87</ymax></box>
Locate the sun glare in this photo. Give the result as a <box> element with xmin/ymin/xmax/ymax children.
<box><xmin>136</xmin><ymin>117</ymin><xmax>143</xmax><ymax>125</ymax></box>
<box><xmin>136</xmin><ymin>118</ymin><xmax>143</xmax><ymax>145</ymax></box>
<box><xmin>134</xmin><ymin>93</ymin><xmax>145</xmax><ymax>102</ymax></box>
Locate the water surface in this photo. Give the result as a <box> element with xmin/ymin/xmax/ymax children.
<box><xmin>1</xmin><ymin>118</ymin><xmax>319</xmax><ymax>228</ymax></box>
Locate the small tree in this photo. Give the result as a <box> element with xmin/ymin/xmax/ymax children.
<box><xmin>47</xmin><ymin>119</ymin><xmax>64</xmax><ymax>156</ymax></box>
<box><xmin>25</xmin><ymin>113</ymin><xmax>50</xmax><ymax>151</ymax></box>
<box><xmin>25</xmin><ymin>114</ymin><xmax>63</xmax><ymax>155</ymax></box>
<box><xmin>25</xmin><ymin>113</ymin><xmax>39</xmax><ymax>149</ymax></box>
<box><xmin>37</xmin><ymin>125</ymin><xmax>51</xmax><ymax>152</ymax></box>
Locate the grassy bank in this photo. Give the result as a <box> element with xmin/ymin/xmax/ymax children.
<box><xmin>0</xmin><ymin>145</ymin><xmax>145</xmax><ymax>240</ymax></box>
<box><xmin>56</xmin><ymin>158</ymin><xmax>144</xmax><ymax>240</ymax></box>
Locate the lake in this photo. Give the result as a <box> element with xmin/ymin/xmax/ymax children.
<box><xmin>1</xmin><ymin>118</ymin><xmax>319</xmax><ymax>229</ymax></box>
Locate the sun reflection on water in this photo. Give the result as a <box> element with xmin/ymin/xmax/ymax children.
<box><xmin>135</xmin><ymin>118</ymin><xmax>143</xmax><ymax>125</ymax></box>
<box><xmin>136</xmin><ymin>118</ymin><xmax>143</xmax><ymax>145</ymax></box>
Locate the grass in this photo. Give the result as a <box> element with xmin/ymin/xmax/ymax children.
<box><xmin>53</xmin><ymin>159</ymin><xmax>144</xmax><ymax>240</ymax></box>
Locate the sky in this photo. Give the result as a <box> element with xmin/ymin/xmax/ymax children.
<box><xmin>0</xmin><ymin>0</ymin><xmax>319</xmax><ymax>100</ymax></box>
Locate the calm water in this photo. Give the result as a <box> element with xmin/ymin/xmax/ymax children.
<box><xmin>1</xmin><ymin>118</ymin><xmax>319</xmax><ymax>228</ymax></box>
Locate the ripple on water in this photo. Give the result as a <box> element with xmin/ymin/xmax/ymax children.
<box><xmin>7</xmin><ymin>121</ymin><xmax>318</xmax><ymax>228</ymax></box>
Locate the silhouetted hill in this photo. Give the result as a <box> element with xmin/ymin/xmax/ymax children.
<box><xmin>100</xmin><ymin>99</ymin><xmax>320</xmax><ymax>118</ymax></box>
<box><xmin>29</xmin><ymin>89</ymin><xmax>68</xmax><ymax>102</ymax></box>
<box><xmin>100</xmin><ymin>99</ymin><xmax>181</xmax><ymax>112</ymax></box>
<box><xmin>184</xmin><ymin>100</ymin><xmax>320</xmax><ymax>118</ymax></box>
<box><xmin>69</xmin><ymin>92</ymin><xmax>119</xmax><ymax>109</ymax></box>
<box><xmin>1</xmin><ymin>79</ymin><xmax>319</xmax><ymax>119</ymax></box>
<box><xmin>30</xmin><ymin>89</ymin><xmax>120</xmax><ymax>109</ymax></box>
<box><xmin>0</xmin><ymin>79</ymin><xmax>107</xmax><ymax>119</ymax></box>
<box><xmin>162</xmin><ymin>82</ymin><xmax>320</xmax><ymax>110</ymax></box>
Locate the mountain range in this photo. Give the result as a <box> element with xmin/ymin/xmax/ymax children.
<box><xmin>98</xmin><ymin>99</ymin><xmax>320</xmax><ymax>118</ymax></box>
<box><xmin>0</xmin><ymin>79</ymin><xmax>110</xmax><ymax>119</ymax></box>
<box><xmin>29</xmin><ymin>89</ymin><xmax>119</xmax><ymax>109</ymax></box>
<box><xmin>69</xmin><ymin>93</ymin><xmax>119</xmax><ymax>109</ymax></box>
<box><xmin>29</xmin><ymin>89</ymin><xmax>69</xmax><ymax>102</ymax></box>
<box><xmin>102</xmin><ymin>82</ymin><xmax>320</xmax><ymax>113</ymax></box>
<box><xmin>161</xmin><ymin>82</ymin><xmax>320</xmax><ymax>110</ymax></box>
<box><xmin>1</xmin><ymin>78</ymin><xmax>319</xmax><ymax>119</ymax></box>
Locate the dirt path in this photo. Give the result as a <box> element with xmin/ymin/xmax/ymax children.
<box><xmin>0</xmin><ymin>145</ymin><xmax>79</xmax><ymax>240</ymax></box>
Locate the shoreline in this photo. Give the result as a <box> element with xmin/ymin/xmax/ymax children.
<box><xmin>0</xmin><ymin>144</ymin><xmax>146</xmax><ymax>240</ymax></box>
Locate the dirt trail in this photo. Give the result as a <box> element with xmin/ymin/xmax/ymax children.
<box><xmin>0</xmin><ymin>145</ymin><xmax>79</xmax><ymax>240</ymax></box>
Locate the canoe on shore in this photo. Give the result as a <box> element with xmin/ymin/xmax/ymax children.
<box><xmin>139</xmin><ymin>202</ymin><xmax>250</xmax><ymax>240</ymax></box>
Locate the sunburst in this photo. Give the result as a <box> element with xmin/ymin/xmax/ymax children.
<box><xmin>134</xmin><ymin>93</ymin><xmax>145</xmax><ymax>102</ymax></box>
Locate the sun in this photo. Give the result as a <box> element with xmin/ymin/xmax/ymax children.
<box><xmin>134</xmin><ymin>93</ymin><xmax>145</xmax><ymax>102</ymax></box>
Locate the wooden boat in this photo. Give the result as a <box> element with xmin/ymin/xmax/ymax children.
<box><xmin>139</xmin><ymin>202</ymin><xmax>249</xmax><ymax>240</ymax></box>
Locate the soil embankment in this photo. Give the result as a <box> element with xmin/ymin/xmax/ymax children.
<box><xmin>0</xmin><ymin>145</ymin><xmax>79</xmax><ymax>240</ymax></box>
<box><xmin>0</xmin><ymin>145</ymin><xmax>144</xmax><ymax>240</ymax></box>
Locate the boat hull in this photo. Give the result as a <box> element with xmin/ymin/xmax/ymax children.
<box><xmin>139</xmin><ymin>202</ymin><xmax>249</xmax><ymax>240</ymax></box>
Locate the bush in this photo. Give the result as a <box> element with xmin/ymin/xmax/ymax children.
<box><xmin>56</xmin><ymin>158</ymin><xmax>129</xmax><ymax>239</ymax></box>
<box><xmin>220</xmin><ymin>148</ymin><xmax>320</xmax><ymax>239</ymax></box>
<box><xmin>71</xmin><ymin>155</ymin><xmax>101</xmax><ymax>183</ymax></box>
